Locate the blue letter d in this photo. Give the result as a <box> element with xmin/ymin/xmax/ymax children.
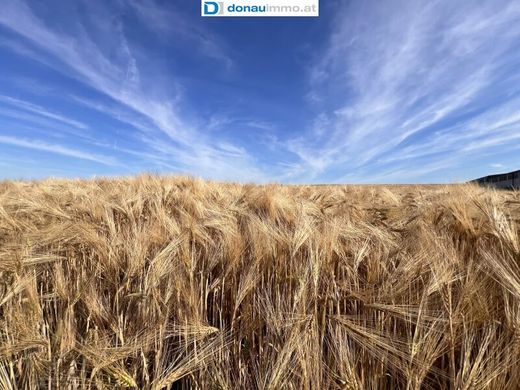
<box><xmin>204</xmin><ymin>2</ymin><xmax>219</xmax><ymax>15</ymax></box>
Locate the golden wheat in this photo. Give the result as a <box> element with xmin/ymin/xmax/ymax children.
<box><xmin>0</xmin><ymin>175</ymin><xmax>519</xmax><ymax>389</ymax></box>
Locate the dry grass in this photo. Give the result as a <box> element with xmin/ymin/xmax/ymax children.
<box><xmin>0</xmin><ymin>175</ymin><xmax>519</xmax><ymax>389</ymax></box>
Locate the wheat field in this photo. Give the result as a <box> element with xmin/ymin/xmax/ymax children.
<box><xmin>0</xmin><ymin>175</ymin><xmax>519</xmax><ymax>389</ymax></box>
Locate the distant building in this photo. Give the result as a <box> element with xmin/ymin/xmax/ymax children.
<box><xmin>472</xmin><ymin>169</ymin><xmax>519</xmax><ymax>189</ymax></box>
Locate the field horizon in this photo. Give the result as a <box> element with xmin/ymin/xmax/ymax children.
<box><xmin>0</xmin><ymin>175</ymin><xmax>519</xmax><ymax>389</ymax></box>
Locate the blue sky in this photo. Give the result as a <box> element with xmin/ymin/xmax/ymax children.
<box><xmin>0</xmin><ymin>0</ymin><xmax>519</xmax><ymax>183</ymax></box>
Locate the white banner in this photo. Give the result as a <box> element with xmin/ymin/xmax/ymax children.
<box><xmin>201</xmin><ymin>0</ymin><xmax>319</xmax><ymax>17</ymax></box>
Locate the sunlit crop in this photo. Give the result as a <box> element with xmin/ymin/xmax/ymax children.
<box><xmin>0</xmin><ymin>175</ymin><xmax>518</xmax><ymax>389</ymax></box>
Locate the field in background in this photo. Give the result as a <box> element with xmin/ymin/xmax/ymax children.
<box><xmin>0</xmin><ymin>176</ymin><xmax>519</xmax><ymax>389</ymax></box>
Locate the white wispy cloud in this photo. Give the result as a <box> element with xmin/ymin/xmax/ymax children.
<box><xmin>291</xmin><ymin>0</ymin><xmax>520</xmax><ymax>182</ymax></box>
<box><xmin>127</xmin><ymin>0</ymin><xmax>234</xmax><ymax>69</ymax></box>
<box><xmin>0</xmin><ymin>135</ymin><xmax>118</xmax><ymax>166</ymax></box>
<box><xmin>1</xmin><ymin>0</ymin><xmax>517</xmax><ymax>183</ymax></box>
<box><xmin>0</xmin><ymin>95</ymin><xmax>88</xmax><ymax>129</ymax></box>
<box><xmin>0</xmin><ymin>0</ymin><xmax>190</xmax><ymax>142</ymax></box>
<box><xmin>0</xmin><ymin>0</ymin><xmax>270</xmax><ymax>181</ymax></box>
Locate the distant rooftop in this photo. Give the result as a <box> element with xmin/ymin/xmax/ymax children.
<box><xmin>471</xmin><ymin>169</ymin><xmax>519</xmax><ymax>189</ymax></box>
